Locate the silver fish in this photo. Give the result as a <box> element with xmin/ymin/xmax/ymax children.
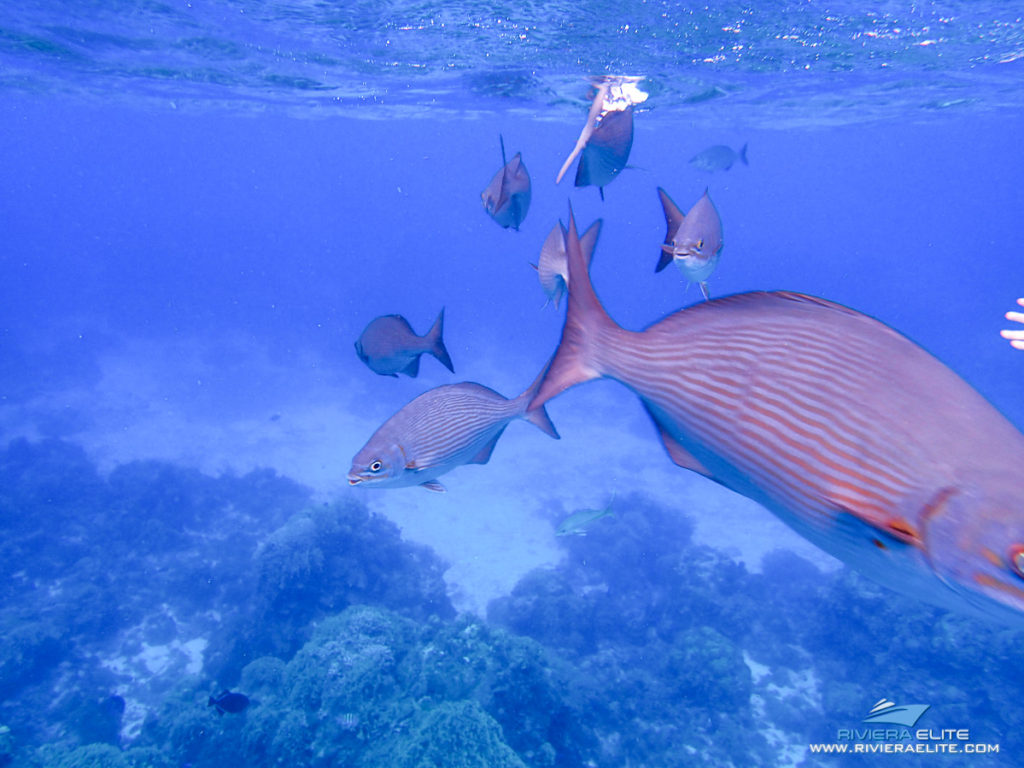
<box><xmin>348</xmin><ymin>365</ymin><xmax>559</xmax><ymax>492</ymax></box>
<box><xmin>656</xmin><ymin>188</ymin><xmax>723</xmax><ymax>300</ymax></box>
<box><xmin>689</xmin><ymin>143</ymin><xmax>748</xmax><ymax>173</ymax></box>
<box><xmin>481</xmin><ymin>135</ymin><xmax>531</xmax><ymax>230</ymax></box>
<box><xmin>556</xmin><ymin>494</ymin><xmax>616</xmax><ymax>536</ymax></box>
<box><xmin>531</xmin><ymin>206</ymin><xmax>1024</xmax><ymax>626</ymax></box>
<box><xmin>355</xmin><ymin>310</ymin><xmax>454</xmax><ymax>378</ymax></box>
<box><xmin>532</xmin><ymin>219</ymin><xmax>601</xmax><ymax>309</ymax></box>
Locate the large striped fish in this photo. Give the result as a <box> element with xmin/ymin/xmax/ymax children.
<box><xmin>348</xmin><ymin>365</ymin><xmax>559</xmax><ymax>492</ymax></box>
<box><xmin>531</xmin><ymin>208</ymin><xmax>1024</xmax><ymax>624</ymax></box>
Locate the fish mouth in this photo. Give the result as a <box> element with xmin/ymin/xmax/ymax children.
<box><xmin>347</xmin><ymin>475</ymin><xmax>363</xmax><ymax>486</ymax></box>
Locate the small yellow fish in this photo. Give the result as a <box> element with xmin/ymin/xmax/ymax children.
<box><xmin>556</xmin><ymin>494</ymin><xmax>616</xmax><ymax>536</ymax></box>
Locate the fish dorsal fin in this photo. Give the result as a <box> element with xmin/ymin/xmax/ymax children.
<box><xmin>642</xmin><ymin>402</ymin><xmax>712</xmax><ymax>477</ymax></box>
<box><xmin>420</xmin><ymin>480</ymin><xmax>447</xmax><ymax>493</ymax></box>
<box><xmin>656</xmin><ymin>187</ymin><xmax>685</xmax><ymax>272</ymax></box>
<box><xmin>469</xmin><ymin>430</ymin><xmax>505</xmax><ymax>465</ymax></box>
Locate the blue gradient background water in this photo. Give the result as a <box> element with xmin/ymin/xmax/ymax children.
<box><xmin>2</xmin><ymin>1</ymin><xmax>1024</xmax><ymax>763</ymax></box>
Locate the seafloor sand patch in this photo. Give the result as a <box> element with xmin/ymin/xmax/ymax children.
<box><xmin>0</xmin><ymin>333</ymin><xmax>838</xmax><ymax>614</ymax></box>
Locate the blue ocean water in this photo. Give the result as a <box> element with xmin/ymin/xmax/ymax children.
<box><xmin>2</xmin><ymin>2</ymin><xmax>1024</xmax><ymax>766</ymax></box>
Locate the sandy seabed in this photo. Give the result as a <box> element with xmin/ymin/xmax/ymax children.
<box><xmin>1</xmin><ymin>331</ymin><xmax>838</xmax><ymax>615</ymax></box>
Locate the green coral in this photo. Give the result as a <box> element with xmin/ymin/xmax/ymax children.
<box><xmin>362</xmin><ymin>700</ymin><xmax>527</xmax><ymax>768</ymax></box>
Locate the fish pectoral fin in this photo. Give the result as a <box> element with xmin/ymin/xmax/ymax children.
<box><xmin>469</xmin><ymin>434</ymin><xmax>502</xmax><ymax>465</ymax></box>
<box><xmin>642</xmin><ymin>403</ymin><xmax>712</xmax><ymax>477</ymax></box>
<box><xmin>420</xmin><ymin>480</ymin><xmax>447</xmax><ymax>493</ymax></box>
<box><xmin>402</xmin><ymin>356</ymin><xmax>421</xmax><ymax>377</ymax></box>
<box><xmin>821</xmin><ymin>493</ymin><xmax>923</xmax><ymax>548</ymax></box>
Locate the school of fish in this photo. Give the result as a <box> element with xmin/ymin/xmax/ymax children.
<box><xmin>348</xmin><ymin>75</ymin><xmax>1024</xmax><ymax>627</ymax></box>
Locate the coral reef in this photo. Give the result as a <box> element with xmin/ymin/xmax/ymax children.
<box><xmin>2</xmin><ymin>440</ymin><xmax>1021</xmax><ymax>768</ymax></box>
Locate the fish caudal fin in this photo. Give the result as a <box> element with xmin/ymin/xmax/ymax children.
<box><xmin>427</xmin><ymin>308</ymin><xmax>455</xmax><ymax>373</ymax></box>
<box><xmin>517</xmin><ymin>359</ymin><xmax>561</xmax><ymax>439</ymax></box>
<box><xmin>739</xmin><ymin>142</ymin><xmax>749</xmax><ymax>166</ymax></box>
<box><xmin>529</xmin><ymin>204</ymin><xmax>619</xmax><ymax>412</ymax></box>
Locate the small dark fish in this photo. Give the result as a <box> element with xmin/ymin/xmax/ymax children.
<box><xmin>689</xmin><ymin>143</ymin><xmax>748</xmax><ymax>173</ymax></box>
<box><xmin>481</xmin><ymin>135</ymin><xmax>531</xmax><ymax>230</ymax></box>
<box><xmin>348</xmin><ymin>362</ymin><xmax>559</xmax><ymax>492</ymax></box>
<box><xmin>208</xmin><ymin>690</ymin><xmax>249</xmax><ymax>716</ymax></box>
<box><xmin>557</xmin><ymin>77</ymin><xmax>647</xmax><ymax>200</ymax></box>
<box><xmin>355</xmin><ymin>310</ymin><xmax>454</xmax><ymax>378</ymax></box>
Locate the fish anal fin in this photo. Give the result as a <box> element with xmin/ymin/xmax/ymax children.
<box><xmin>403</xmin><ymin>356</ymin><xmax>421</xmax><ymax>378</ymax></box>
<box><xmin>470</xmin><ymin>431</ymin><xmax>504</xmax><ymax>465</ymax></box>
<box><xmin>642</xmin><ymin>402</ymin><xmax>712</xmax><ymax>477</ymax></box>
<box><xmin>420</xmin><ymin>480</ymin><xmax>447</xmax><ymax>493</ymax></box>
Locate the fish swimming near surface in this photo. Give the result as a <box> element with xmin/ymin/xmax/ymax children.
<box><xmin>530</xmin><ymin>206</ymin><xmax>1024</xmax><ymax>626</ymax></box>
<box><xmin>209</xmin><ymin>690</ymin><xmax>249</xmax><ymax>716</ymax></box>
<box><xmin>689</xmin><ymin>143</ymin><xmax>748</xmax><ymax>173</ymax></box>
<box><xmin>556</xmin><ymin>76</ymin><xmax>647</xmax><ymax>200</ymax></box>
<box><xmin>348</xmin><ymin>364</ymin><xmax>559</xmax><ymax>492</ymax></box>
<box><xmin>556</xmin><ymin>493</ymin><xmax>616</xmax><ymax>536</ymax></box>
<box><xmin>655</xmin><ymin>187</ymin><xmax>723</xmax><ymax>300</ymax></box>
<box><xmin>532</xmin><ymin>219</ymin><xmax>601</xmax><ymax>309</ymax></box>
<box><xmin>481</xmin><ymin>134</ymin><xmax>531</xmax><ymax>230</ymax></box>
<box><xmin>355</xmin><ymin>310</ymin><xmax>454</xmax><ymax>378</ymax></box>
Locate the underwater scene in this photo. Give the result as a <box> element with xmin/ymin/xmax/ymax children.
<box><xmin>2</xmin><ymin>1</ymin><xmax>1024</xmax><ymax>766</ymax></box>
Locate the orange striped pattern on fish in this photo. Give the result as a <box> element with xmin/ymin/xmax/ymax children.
<box><xmin>531</xmin><ymin>206</ymin><xmax>1024</xmax><ymax>624</ymax></box>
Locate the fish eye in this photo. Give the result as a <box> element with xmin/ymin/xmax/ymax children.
<box><xmin>369</xmin><ymin>460</ymin><xmax>383</xmax><ymax>473</ymax></box>
<box><xmin>1009</xmin><ymin>545</ymin><xmax>1024</xmax><ymax>579</ymax></box>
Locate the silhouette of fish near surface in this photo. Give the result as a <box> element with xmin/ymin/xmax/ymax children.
<box><xmin>556</xmin><ymin>76</ymin><xmax>647</xmax><ymax>200</ymax></box>
<box><xmin>348</xmin><ymin>364</ymin><xmax>559</xmax><ymax>492</ymax></box>
<box><xmin>531</xmin><ymin>207</ymin><xmax>1024</xmax><ymax>626</ymax></box>
<box><xmin>481</xmin><ymin>135</ymin><xmax>530</xmax><ymax>230</ymax></box>
<box><xmin>532</xmin><ymin>219</ymin><xmax>601</xmax><ymax>309</ymax></box>
<box><xmin>689</xmin><ymin>143</ymin><xmax>748</xmax><ymax>172</ymax></box>
<box><xmin>209</xmin><ymin>690</ymin><xmax>249</xmax><ymax>716</ymax></box>
<box><xmin>355</xmin><ymin>310</ymin><xmax>454</xmax><ymax>377</ymax></box>
<box><xmin>656</xmin><ymin>187</ymin><xmax>723</xmax><ymax>300</ymax></box>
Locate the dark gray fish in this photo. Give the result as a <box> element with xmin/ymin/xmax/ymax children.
<box><xmin>348</xmin><ymin>363</ymin><xmax>559</xmax><ymax>493</ymax></box>
<box><xmin>556</xmin><ymin>77</ymin><xmax>647</xmax><ymax>194</ymax></box>
<box><xmin>481</xmin><ymin>135</ymin><xmax>531</xmax><ymax>230</ymax></box>
<box><xmin>208</xmin><ymin>690</ymin><xmax>249</xmax><ymax>716</ymax></box>
<box><xmin>557</xmin><ymin>78</ymin><xmax>643</xmax><ymax>200</ymax></box>
<box><xmin>655</xmin><ymin>187</ymin><xmax>723</xmax><ymax>300</ymax></box>
<box><xmin>689</xmin><ymin>143</ymin><xmax>748</xmax><ymax>172</ymax></box>
<box><xmin>355</xmin><ymin>310</ymin><xmax>454</xmax><ymax>378</ymax></box>
<box><xmin>574</xmin><ymin>108</ymin><xmax>633</xmax><ymax>199</ymax></box>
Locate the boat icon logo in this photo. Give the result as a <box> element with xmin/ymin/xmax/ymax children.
<box><xmin>863</xmin><ymin>698</ymin><xmax>931</xmax><ymax>727</ymax></box>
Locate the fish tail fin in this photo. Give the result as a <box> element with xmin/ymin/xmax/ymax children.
<box><xmin>529</xmin><ymin>204</ymin><xmax>620</xmax><ymax>411</ymax></box>
<box><xmin>427</xmin><ymin>308</ymin><xmax>454</xmax><ymax>373</ymax></box>
<box><xmin>517</xmin><ymin>359</ymin><xmax>560</xmax><ymax>439</ymax></box>
<box><xmin>739</xmin><ymin>142</ymin><xmax>749</xmax><ymax>166</ymax></box>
